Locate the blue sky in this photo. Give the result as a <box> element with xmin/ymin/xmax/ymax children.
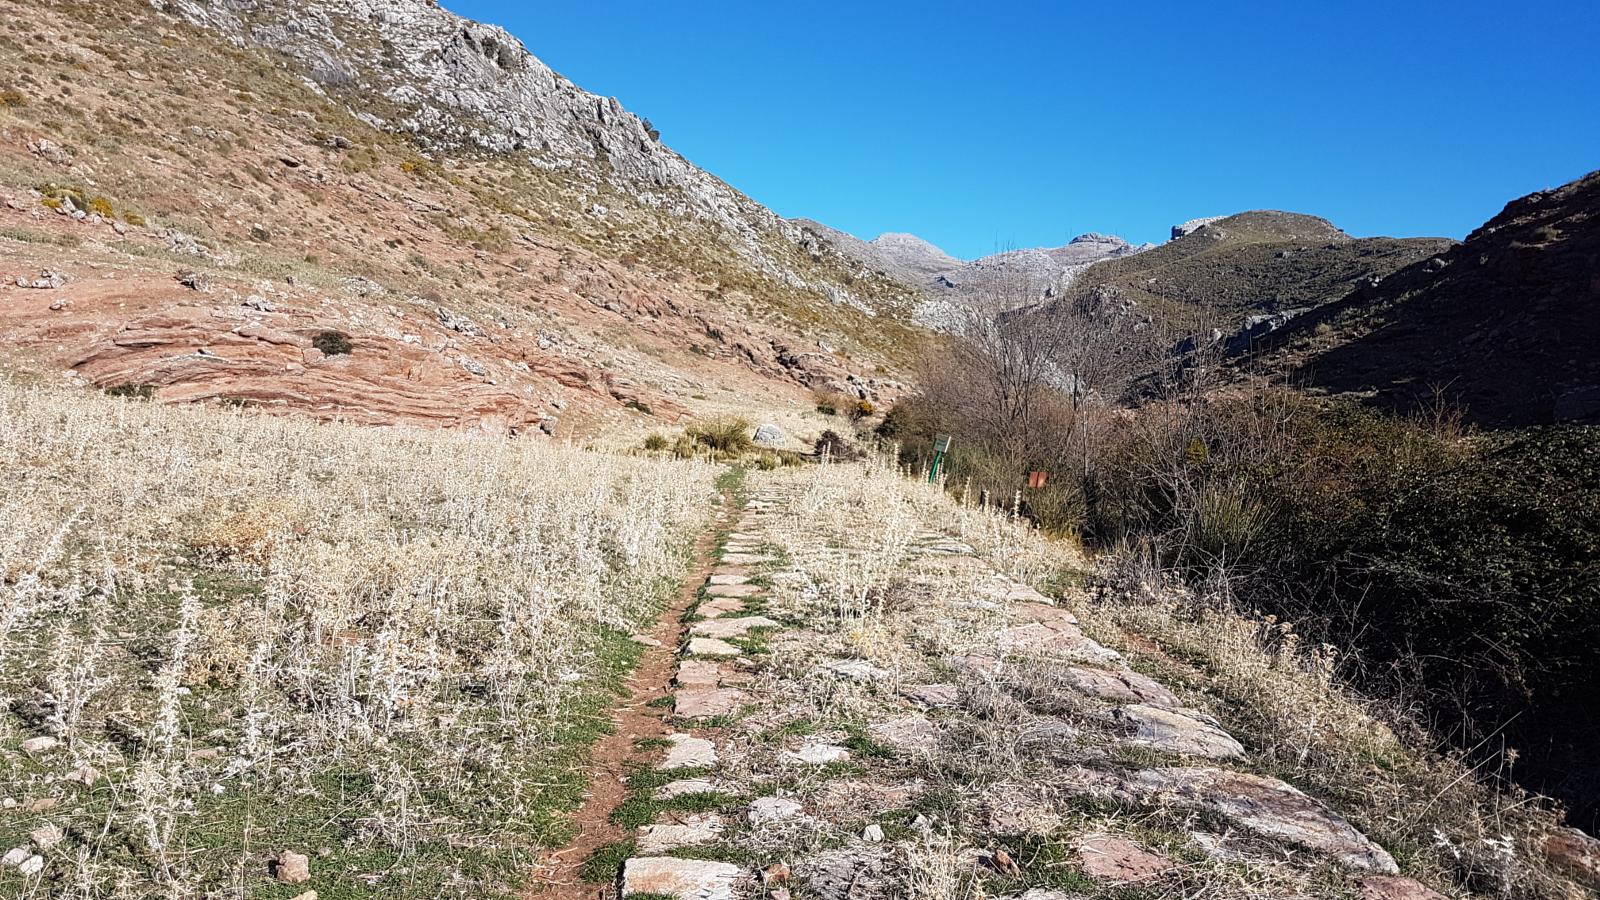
<box><xmin>446</xmin><ymin>0</ymin><xmax>1598</xmax><ymax>259</ymax></box>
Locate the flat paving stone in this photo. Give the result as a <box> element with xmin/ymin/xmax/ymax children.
<box><xmin>783</xmin><ymin>743</ymin><xmax>851</xmax><ymax>765</ymax></box>
<box><xmin>661</xmin><ymin>734</ymin><xmax>718</xmax><ymax>769</ymax></box>
<box><xmin>748</xmin><ymin>796</ymin><xmax>804</xmax><ymax>823</ymax></box>
<box><xmin>868</xmin><ymin>714</ymin><xmax>940</xmax><ymax>753</ymax></box>
<box><xmin>1112</xmin><ymin>704</ymin><xmax>1245</xmax><ymax>759</ymax></box>
<box><xmin>705</xmin><ymin>583</ymin><xmax>762</xmax><ymax>598</ymax></box>
<box><xmin>686</xmin><ymin>637</ymin><xmax>741</xmax><ymax>657</ymax></box>
<box><xmin>1062</xmin><ymin>666</ymin><xmax>1180</xmax><ymax>707</ymax></box>
<box><xmin>621</xmin><ymin>856</ymin><xmax>739</xmax><ymax>899</ymax></box>
<box><xmin>675</xmin><ymin>687</ymin><xmax>749</xmax><ymax>719</ymax></box>
<box><xmin>656</xmin><ymin>778</ymin><xmax>721</xmax><ymax>799</ymax></box>
<box><xmin>637</xmin><ymin>815</ymin><xmax>725</xmax><ymax>853</ymax></box>
<box><xmin>676</xmin><ymin>660</ymin><xmax>725</xmax><ymax>687</ymax></box>
<box><xmin>994</xmin><ymin>621</ymin><xmax>1121</xmax><ymax>665</ymax></box>
<box><xmin>718</xmin><ymin>553</ymin><xmax>769</xmax><ymax>565</ymax></box>
<box><xmin>819</xmin><ymin>658</ymin><xmax>889</xmax><ymax>682</ymax></box>
<box><xmin>698</xmin><ymin>597</ymin><xmax>745</xmax><ymax>618</ymax></box>
<box><xmin>1355</xmin><ymin>876</ymin><xmax>1451</xmax><ymax>900</ymax></box>
<box><xmin>706</xmin><ymin>574</ymin><xmax>749</xmax><ymax>586</ymax></box>
<box><xmin>901</xmin><ymin>683</ymin><xmax>961</xmax><ymax>707</ymax></box>
<box><xmin>1074</xmin><ymin>834</ymin><xmax>1178</xmax><ymax>883</ymax></box>
<box><xmin>690</xmin><ymin>616</ymin><xmax>779</xmax><ymax>639</ymax></box>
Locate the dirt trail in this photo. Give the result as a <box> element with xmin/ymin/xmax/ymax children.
<box><xmin>526</xmin><ymin>488</ymin><xmax>734</xmax><ymax>898</ymax></box>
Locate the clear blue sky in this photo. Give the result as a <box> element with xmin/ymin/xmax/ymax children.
<box><xmin>445</xmin><ymin>0</ymin><xmax>1598</xmax><ymax>259</ymax></box>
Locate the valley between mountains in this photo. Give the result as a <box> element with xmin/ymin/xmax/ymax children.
<box><xmin>1</xmin><ymin>1</ymin><xmax>1598</xmax><ymax>899</ymax></box>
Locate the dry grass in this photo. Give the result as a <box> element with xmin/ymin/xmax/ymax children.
<box><xmin>0</xmin><ymin>379</ymin><xmax>718</xmax><ymax>897</ymax></box>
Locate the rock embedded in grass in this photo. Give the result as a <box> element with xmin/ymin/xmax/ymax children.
<box><xmin>28</xmin><ymin>825</ymin><xmax>64</xmax><ymax>851</ymax></box>
<box><xmin>19</xmin><ymin>736</ymin><xmax>57</xmax><ymax>755</ymax></box>
<box><xmin>782</xmin><ymin>743</ymin><xmax>850</xmax><ymax>765</ymax></box>
<box><xmin>1061</xmin><ymin>665</ymin><xmax>1179</xmax><ymax>707</ymax></box>
<box><xmin>1109</xmin><ymin>767</ymin><xmax>1399</xmax><ymax>873</ymax></box>
<box><xmin>1072</xmin><ymin>834</ymin><xmax>1177</xmax><ymax>883</ymax></box>
<box><xmin>274</xmin><ymin>850</ymin><xmax>311</xmax><ymax>884</ymax></box>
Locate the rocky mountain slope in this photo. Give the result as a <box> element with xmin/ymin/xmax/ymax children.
<box><xmin>0</xmin><ymin>0</ymin><xmax>924</xmax><ymax>437</ymax></box>
<box><xmin>1055</xmin><ymin>211</ymin><xmax>1453</xmax><ymax>338</ymax></box>
<box><xmin>1253</xmin><ymin>169</ymin><xmax>1600</xmax><ymax>426</ymax></box>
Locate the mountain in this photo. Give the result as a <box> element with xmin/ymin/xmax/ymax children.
<box><xmin>795</xmin><ymin>222</ymin><xmax>1149</xmax><ymax>328</ymax></box>
<box><xmin>791</xmin><ymin>220</ymin><xmax>961</xmax><ymax>287</ymax></box>
<box><xmin>1254</xmin><ymin>170</ymin><xmax>1600</xmax><ymax>426</ymax></box>
<box><xmin>0</xmin><ymin>0</ymin><xmax>925</xmax><ymax>437</ymax></box>
<box><xmin>1059</xmin><ymin>210</ymin><xmax>1453</xmax><ymax>335</ymax></box>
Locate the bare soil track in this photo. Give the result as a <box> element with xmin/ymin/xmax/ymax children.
<box><xmin>526</xmin><ymin>491</ymin><xmax>733</xmax><ymax>898</ymax></box>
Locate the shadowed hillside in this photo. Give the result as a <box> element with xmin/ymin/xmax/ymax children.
<box><xmin>1257</xmin><ymin>169</ymin><xmax>1600</xmax><ymax>427</ymax></box>
<box><xmin>1060</xmin><ymin>210</ymin><xmax>1452</xmax><ymax>333</ymax></box>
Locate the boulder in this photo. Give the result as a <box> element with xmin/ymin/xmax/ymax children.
<box><xmin>274</xmin><ymin>850</ymin><xmax>311</xmax><ymax>884</ymax></box>
<box><xmin>752</xmin><ymin>423</ymin><xmax>784</xmax><ymax>446</ymax></box>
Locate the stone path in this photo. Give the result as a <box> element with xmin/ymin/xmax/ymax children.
<box><xmin>595</xmin><ymin>474</ymin><xmax>1448</xmax><ymax>899</ymax></box>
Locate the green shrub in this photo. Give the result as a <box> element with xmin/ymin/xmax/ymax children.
<box><xmin>104</xmin><ymin>383</ymin><xmax>155</xmax><ymax>401</ymax></box>
<box><xmin>312</xmin><ymin>330</ymin><xmax>353</xmax><ymax>356</ymax></box>
<box><xmin>0</xmin><ymin>88</ymin><xmax>25</xmax><ymax>108</ymax></box>
<box><xmin>625</xmin><ymin>399</ymin><xmax>654</xmax><ymax>416</ymax></box>
<box><xmin>685</xmin><ymin>418</ymin><xmax>753</xmax><ymax>457</ymax></box>
<box><xmin>642</xmin><ymin>433</ymin><xmax>668</xmax><ymax>452</ymax></box>
<box><xmin>814</xmin><ymin>429</ymin><xmax>862</xmax><ymax>461</ymax></box>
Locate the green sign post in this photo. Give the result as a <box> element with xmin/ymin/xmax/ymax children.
<box><xmin>929</xmin><ymin>434</ymin><xmax>952</xmax><ymax>483</ymax></box>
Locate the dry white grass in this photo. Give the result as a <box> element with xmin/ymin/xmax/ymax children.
<box><xmin>0</xmin><ymin>380</ymin><xmax>718</xmax><ymax>897</ymax></box>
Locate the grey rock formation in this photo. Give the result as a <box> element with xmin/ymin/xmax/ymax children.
<box><xmin>1172</xmin><ymin>216</ymin><xmax>1226</xmax><ymax>239</ymax></box>
<box><xmin>160</xmin><ymin>0</ymin><xmax>896</xmax><ymax>315</ymax></box>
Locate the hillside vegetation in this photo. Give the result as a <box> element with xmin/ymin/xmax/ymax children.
<box><xmin>1057</xmin><ymin>211</ymin><xmax>1452</xmax><ymax>333</ymax></box>
<box><xmin>0</xmin><ymin>378</ymin><xmax>716</xmax><ymax>897</ymax></box>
